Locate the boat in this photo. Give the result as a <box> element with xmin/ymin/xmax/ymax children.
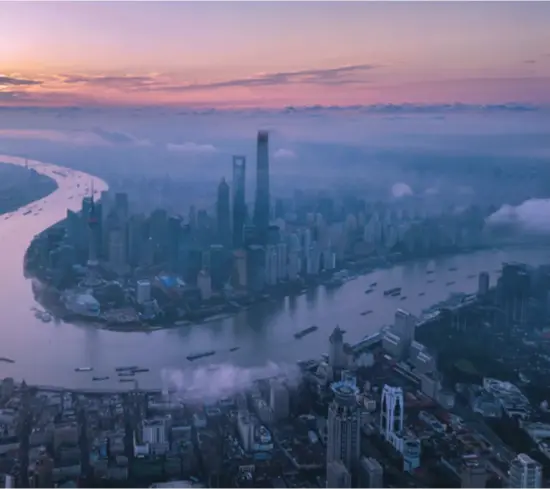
<box><xmin>118</xmin><ymin>372</ymin><xmax>135</xmax><ymax>377</ymax></box>
<box><xmin>23</xmin><ymin>210</ymin><xmax>32</xmax><ymax>216</ymax></box>
<box><xmin>400</xmin><ymin>296</ymin><xmax>407</xmax><ymax>300</ymax></box>
<box><xmin>446</xmin><ymin>281</ymin><xmax>455</xmax><ymax>286</ymax></box>
<box><xmin>426</xmin><ymin>270</ymin><xmax>435</xmax><ymax>275</ymax></box>
<box><xmin>115</xmin><ymin>366</ymin><xmax>138</xmax><ymax>372</ymax></box>
<box><xmin>132</xmin><ymin>368</ymin><xmax>149</xmax><ymax>373</ymax></box>
<box><xmin>294</xmin><ymin>325</ymin><xmax>319</xmax><ymax>339</ymax></box>
<box><xmin>75</xmin><ymin>367</ymin><xmax>93</xmax><ymax>372</ymax></box>
<box><xmin>93</xmin><ymin>376</ymin><xmax>109</xmax><ymax>381</ymax></box>
<box><xmin>0</xmin><ymin>357</ymin><xmax>15</xmax><ymax>364</ymax></box>
<box><xmin>384</xmin><ymin>287</ymin><xmax>402</xmax><ymax>296</ymax></box>
<box><xmin>187</xmin><ymin>351</ymin><xmax>216</xmax><ymax>361</ymax></box>
<box><xmin>419</xmin><ymin>292</ymin><xmax>425</xmax><ymax>296</ymax></box>
<box><xmin>370</xmin><ymin>282</ymin><xmax>377</xmax><ymax>287</ymax></box>
<box><xmin>119</xmin><ymin>378</ymin><xmax>134</xmax><ymax>383</ymax></box>
<box><xmin>230</xmin><ymin>347</ymin><xmax>240</xmax><ymax>352</ymax></box>
<box><xmin>360</xmin><ymin>310</ymin><xmax>373</xmax><ymax>316</ymax></box>
<box><xmin>364</xmin><ymin>289</ymin><xmax>374</xmax><ymax>294</ymax></box>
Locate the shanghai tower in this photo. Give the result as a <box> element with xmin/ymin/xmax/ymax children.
<box><xmin>253</xmin><ymin>130</ymin><xmax>270</xmax><ymax>244</ymax></box>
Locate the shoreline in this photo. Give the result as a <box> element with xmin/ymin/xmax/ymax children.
<box><xmin>25</xmin><ymin>240</ymin><xmax>546</xmax><ymax>334</ymax></box>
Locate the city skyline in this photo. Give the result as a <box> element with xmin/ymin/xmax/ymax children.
<box><xmin>1</xmin><ymin>2</ymin><xmax>550</xmax><ymax>108</ymax></box>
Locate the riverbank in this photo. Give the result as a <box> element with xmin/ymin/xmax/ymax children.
<box><xmin>0</xmin><ymin>161</ymin><xmax>58</xmax><ymax>216</ymax></box>
<box><xmin>25</xmin><ymin>235</ymin><xmax>512</xmax><ymax>334</ymax></box>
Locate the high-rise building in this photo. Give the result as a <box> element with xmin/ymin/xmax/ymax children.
<box><xmin>380</xmin><ymin>385</ymin><xmax>404</xmax><ymax>445</ymax></box>
<box><xmin>478</xmin><ymin>271</ymin><xmax>490</xmax><ymax>297</ymax></box>
<box><xmin>87</xmin><ymin>190</ymin><xmax>100</xmax><ymax>268</ymax></box>
<box><xmin>246</xmin><ymin>245</ymin><xmax>265</xmax><ymax>293</ymax></box>
<box><xmin>327</xmin><ymin>460</ymin><xmax>352</xmax><ymax>488</ymax></box>
<box><xmin>108</xmin><ymin>226</ymin><xmax>127</xmax><ymax>275</ymax></box>
<box><xmin>508</xmin><ymin>453</ymin><xmax>542</xmax><ymax>488</ymax></box>
<box><xmin>359</xmin><ymin>457</ymin><xmax>383</xmax><ymax>488</ymax></box>
<box><xmin>265</xmin><ymin>245</ymin><xmax>279</xmax><ymax>286</ymax></box>
<box><xmin>393</xmin><ymin>309</ymin><xmax>416</xmax><ymax>351</ymax></box>
<box><xmin>232</xmin><ymin>156</ymin><xmax>246</xmax><ymax>249</ymax></box>
<box><xmin>253</xmin><ymin>131</ymin><xmax>270</xmax><ymax>245</ymax></box>
<box><xmin>269</xmin><ymin>379</ymin><xmax>289</xmax><ymax>420</ymax></box>
<box><xmin>329</xmin><ymin>326</ymin><xmax>347</xmax><ymax>370</ymax></box>
<box><xmin>326</xmin><ymin>381</ymin><xmax>361</xmax><ymax>478</ymax></box>
<box><xmin>114</xmin><ymin>192</ymin><xmax>129</xmax><ymax>222</ymax></box>
<box><xmin>216</xmin><ymin>178</ymin><xmax>231</xmax><ymax>246</ymax></box>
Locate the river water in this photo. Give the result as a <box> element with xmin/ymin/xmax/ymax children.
<box><xmin>0</xmin><ymin>154</ymin><xmax>548</xmax><ymax>391</ymax></box>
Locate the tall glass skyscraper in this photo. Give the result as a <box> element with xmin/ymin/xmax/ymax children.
<box><xmin>253</xmin><ymin>131</ymin><xmax>270</xmax><ymax>244</ymax></box>
<box><xmin>232</xmin><ymin>156</ymin><xmax>246</xmax><ymax>249</ymax></box>
<box><xmin>216</xmin><ymin>178</ymin><xmax>231</xmax><ymax>246</ymax></box>
<box><xmin>327</xmin><ymin>381</ymin><xmax>361</xmax><ymax>480</ymax></box>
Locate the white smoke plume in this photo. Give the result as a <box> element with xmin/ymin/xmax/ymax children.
<box><xmin>391</xmin><ymin>182</ymin><xmax>413</xmax><ymax>198</ymax></box>
<box><xmin>161</xmin><ymin>361</ymin><xmax>303</xmax><ymax>404</ymax></box>
<box><xmin>486</xmin><ymin>198</ymin><xmax>550</xmax><ymax>234</ymax></box>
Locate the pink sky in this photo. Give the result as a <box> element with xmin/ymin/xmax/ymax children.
<box><xmin>1</xmin><ymin>2</ymin><xmax>549</xmax><ymax>108</ymax></box>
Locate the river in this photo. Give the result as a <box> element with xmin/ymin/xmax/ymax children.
<box><xmin>0</xmin><ymin>154</ymin><xmax>549</xmax><ymax>391</ymax></box>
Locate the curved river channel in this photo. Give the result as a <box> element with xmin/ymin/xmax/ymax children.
<box><xmin>0</xmin><ymin>154</ymin><xmax>549</xmax><ymax>391</ymax></box>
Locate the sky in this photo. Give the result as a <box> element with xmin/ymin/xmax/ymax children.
<box><xmin>1</xmin><ymin>2</ymin><xmax>550</xmax><ymax>108</ymax></box>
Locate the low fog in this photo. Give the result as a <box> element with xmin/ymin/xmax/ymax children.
<box><xmin>161</xmin><ymin>361</ymin><xmax>302</xmax><ymax>404</ymax></box>
<box><xmin>487</xmin><ymin>198</ymin><xmax>550</xmax><ymax>234</ymax></box>
<box><xmin>1</xmin><ymin>104</ymin><xmax>549</xmax><ymax>209</ymax></box>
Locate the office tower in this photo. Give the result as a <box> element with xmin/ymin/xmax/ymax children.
<box><xmin>499</xmin><ymin>262</ymin><xmax>531</xmax><ymax>330</ymax></box>
<box><xmin>380</xmin><ymin>385</ymin><xmax>404</xmax><ymax>442</ymax></box>
<box><xmin>265</xmin><ymin>245</ymin><xmax>279</xmax><ymax>286</ymax></box>
<box><xmin>246</xmin><ymin>245</ymin><xmax>266</xmax><ymax>293</ymax></box>
<box><xmin>167</xmin><ymin>215</ymin><xmax>182</xmax><ymax>272</ymax></box>
<box><xmin>508</xmin><ymin>453</ymin><xmax>542</xmax><ymax>488</ymax></box>
<box><xmin>393</xmin><ymin>309</ymin><xmax>416</xmax><ymax>350</ymax></box>
<box><xmin>478</xmin><ymin>271</ymin><xmax>490</xmax><ymax>297</ymax></box>
<box><xmin>87</xmin><ymin>190</ymin><xmax>100</xmax><ymax>267</ymax></box>
<box><xmin>253</xmin><ymin>131</ymin><xmax>270</xmax><ymax>244</ymax></box>
<box><xmin>108</xmin><ymin>227</ymin><xmax>127</xmax><ymax>275</ymax></box>
<box><xmin>276</xmin><ymin>242</ymin><xmax>287</xmax><ymax>281</ymax></box>
<box><xmin>327</xmin><ymin>460</ymin><xmax>352</xmax><ymax>488</ymax></box>
<box><xmin>232</xmin><ymin>156</ymin><xmax>246</xmax><ymax>249</ymax></box>
<box><xmin>216</xmin><ymin>178</ymin><xmax>231</xmax><ymax>246</ymax></box>
<box><xmin>359</xmin><ymin>457</ymin><xmax>383</xmax><ymax>488</ymax></box>
<box><xmin>329</xmin><ymin>326</ymin><xmax>347</xmax><ymax>370</ymax></box>
<box><xmin>269</xmin><ymin>379</ymin><xmax>289</xmax><ymax>420</ymax></box>
<box><xmin>232</xmin><ymin>249</ymin><xmax>247</xmax><ymax>288</ymax></box>
<box><xmin>327</xmin><ymin>381</ymin><xmax>361</xmax><ymax>476</ymax></box>
<box><xmin>114</xmin><ymin>192</ymin><xmax>129</xmax><ymax>222</ymax></box>
<box><xmin>209</xmin><ymin>244</ymin><xmax>228</xmax><ymax>290</ymax></box>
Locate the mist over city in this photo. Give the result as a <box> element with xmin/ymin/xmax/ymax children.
<box><xmin>1</xmin><ymin>1</ymin><xmax>550</xmax><ymax>488</ymax></box>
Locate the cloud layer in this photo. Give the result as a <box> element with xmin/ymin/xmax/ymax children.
<box><xmin>167</xmin><ymin>142</ymin><xmax>218</xmax><ymax>154</ymax></box>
